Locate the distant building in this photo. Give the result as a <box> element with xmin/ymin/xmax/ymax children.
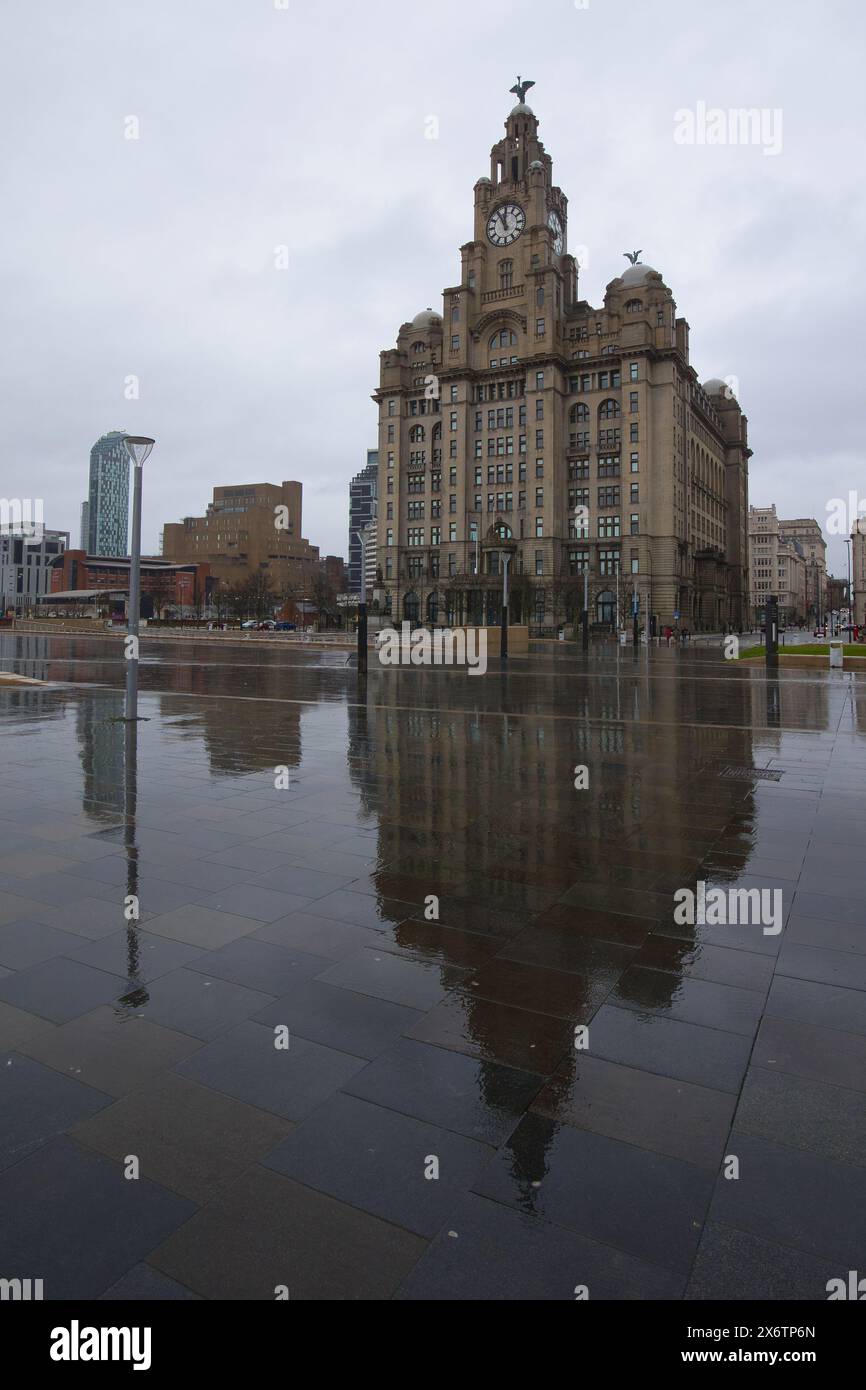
<box><xmin>0</xmin><ymin>527</ymin><xmax>69</xmax><ymax>613</ymax></box>
<box><xmin>358</xmin><ymin>514</ymin><xmax>378</xmax><ymax>603</ymax></box>
<box><xmin>778</xmin><ymin>517</ymin><xmax>827</xmax><ymax>621</ymax></box>
<box><xmin>86</xmin><ymin>432</ymin><xmax>130</xmax><ymax>556</ymax></box>
<box><xmin>322</xmin><ymin>555</ymin><xmax>347</xmax><ymax>594</ymax></box>
<box><xmin>852</xmin><ymin>525</ymin><xmax>866</xmax><ymax>629</ymax></box>
<box><xmin>749</xmin><ymin>505</ymin><xmax>806</xmax><ymax>623</ymax></box>
<box><xmin>48</xmin><ymin>550</ymin><xmax>211</xmax><ymax>617</ymax></box>
<box><xmin>79</xmin><ymin>501</ymin><xmax>90</xmax><ymax>550</ymax></box>
<box><xmin>161</xmin><ymin>481</ymin><xmax>320</xmax><ymax>598</ymax></box>
<box><xmin>348</xmin><ymin>452</ymin><xmax>378</xmax><ymax>598</ymax></box>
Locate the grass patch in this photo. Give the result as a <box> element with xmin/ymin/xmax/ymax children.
<box><xmin>738</xmin><ymin>644</ymin><xmax>865</xmax><ymax>660</ymax></box>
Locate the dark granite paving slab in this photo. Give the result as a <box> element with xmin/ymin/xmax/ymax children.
<box><xmin>685</xmin><ymin>1221</ymin><xmax>842</xmax><ymax>1302</ymax></box>
<box><xmin>0</xmin><ymin>1000</ymin><xmax>54</xmax><ymax>1052</ymax></box>
<box><xmin>344</xmin><ymin>1036</ymin><xmax>545</xmax><ymax>1144</ymax></box>
<box><xmin>125</xmin><ymin>967</ymin><xmax>273</xmax><ymax>1041</ymax></box>
<box><xmin>304</xmin><ymin>889</ymin><xmax>420</xmax><ymax>930</ymax></box>
<box><xmin>143</xmin><ymin>904</ymin><xmax>265</xmax><ymax>949</ymax></box>
<box><xmin>534</xmin><ymin>901</ymin><xmax>658</xmax><ymax>946</ymax></box>
<box><xmin>195</xmin><ymin>883</ymin><xmax>313</xmax><ymax>923</ymax></box>
<box><xmin>253</xmin><ymin>911</ymin><xmax>383</xmax><ymax>961</ymax></box>
<box><xmin>765</xmin><ymin>974</ymin><xmax>866</xmax><ymax>1036</ymax></box>
<box><xmin>458</xmin><ymin>955</ymin><xmax>612</xmax><ymax>1020</ymax></box>
<box><xmin>406</xmin><ymin>993</ymin><xmax>573</xmax><ymax>1074</ymax></box>
<box><xmin>630</xmin><ymin>935</ymin><xmax>776</xmax><ymax>992</ymax></box>
<box><xmin>531</xmin><ymin>1052</ymin><xmax>736</xmax><ymax>1170</ymax></box>
<box><xmin>500</xmin><ymin>926</ymin><xmax>638</xmax><ymax>981</ymax></box>
<box><xmin>0</xmin><ymin>957</ymin><xmax>126</xmax><ymax>1023</ymax></box>
<box><xmin>250</xmin><ymin>865</ymin><xmax>358</xmax><ymax>900</ymax></box>
<box><xmin>733</xmin><ymin>1066</ymin><xmax>866</xmax><ymax>1167</ymax></box>
<box><xmin>71</xmin><ymin>1072</ymin><xmax>290</xmax><ymax>1203</ymax></box>
<box><xmin>0</xmin><ymin>918</ymin><xmax>90</xmax><ymax>969</ymax></box>
<box><xmin>253</xmin><ymin>979</ymin><xmax>424</xmax><ymax>1060</ymax></box>
<box><xmin>791</xmin><ymin>890</ymin><xmax>866</xmax><ymax>924</ymax></box>
<box><xmin>18</xmin><ymin>1005</ymin><xmax>203</xmax><ymax>1098</ymax></box>
<box><xmin>147</xmin><ymin>1164</ymin><xmax>426</xmax><ymax>1300</ymax></box>
<box><xmin>786</xmin><ymin>913</ymin><xmax>866</xmax><ymax>955</ymax></box>
<box><xmin>0</xmin><ymin>1052</ymin><xmax>112</xmax><ymax>1173</ymax></box>
<box><xmin>395</xmin><ymin>1191</ymin><xmax>685</xmax><ymax>1300</ymax></box>
<box><xmin>62</xmin><ymin>928</ymin><xmax>205</xmax><ymax>982</ymax></box>
<box><xmin>586</xmin><ymin>1004</ymin><xmax>753</xmax><ymax>1094</ymax></box>
<box><xmin>777</xmin><ymin>939</ymin><xmax>866</xmax><ymax>992</ymax></box>
<box><xmin>0</xmin><ymin>1135</ymin><xmax>195</xmax><ymax>1300</ymax></box>
<box><xmin>376</xmin><ymin>918</ymin><xmax>502</xmax><ymax>971</ymax></box>
<box><xmin>100</xmin><ymin>1263</ymin><xmax>202</xmax><ymax>1300</ymax></box>
<box><xmin>131</xmin><ymin>857</ymin><xmax>255</xmax><ymax>894</ymax></box>
<box><xmin>752</xmin><ymin>1014</ymin><xmax>866</xmax><ymax>1092</ymax></box>
<box><xmin>175</xmin><ymin>1019</ymin><xmax>367</xmax><ymax>1120</ymax></box>
<box><xmin>263</xmin><ymin>1092</ymin><xmax>492</xmax><ymax>1236</ymax></box>
<box><xmin>316</xmin><ymin>947</ymin><xmax>469</xmax><ymax>1010</ymax></box>
<box><xmin>473</xmin><ymin>1112</ymin><xmax>714</xmax><ymax>1276</ymax></box>
<box><xmin>708</xmin><ymin>1131</ymin><xmax>866</xmax><ymax>1266</ymax></box>
<box><xmin>610</xmin><ymin>966</ymin><xmax>766</xmax><ymax>1036</ymax></box>
<box><xmin>183</xmin><ymin>936</ymin><xmax>326</xmax><ymax>994</ymax></box>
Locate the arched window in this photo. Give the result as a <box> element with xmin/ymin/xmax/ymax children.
<box><xmin>409</xmin><ymin>425</ymin><xmax>426</xmax><ymax>443</ymax></box>
<box><xmin>432</xmin><ymin>422</ymin><xmax>442</xmax><ymax>442</ymax></box>
<box><xmin>493</xmin><ymin>521</ymin><xmax>513</xmax><ymax>540</ymax></box>
<box><xmin>404</xmin><ymin>591</ymin><xmax>420</xmax><ymax>623</ymax></box>
<box><xmin>598</xmin><ymin>399</ymin><xmax>620</xmax><ymax>419</ymax></box>
<box><xmin>426</xmin><ymin>591</ymin><xmax>443</xmax><ymax>624</ymax></box>
<box><xmin>488</xmin><ymin>329</ymin><xmax>517</xmax><ymax>349</ymax></box>
<box><xmin>499</xmin><ymin>260</ymin><xmax>513</xmax><ymax>290</ymax></box>
<box><xmin>596</xmin><ymin>590</ymin><xmax>616</xmax><ymax>624</ymax></box>
<box><xmin>412</xmin><ymin>341</ymin><xmax>426</xmax><ymax>353</ymax></box>
<box><xmin>569</xmin><ymin>403</ymin><xmax>590</xmax><ymax>423</ymax></box>
<box><xmin>625</xmin><ymin>299</ymin><xmax>643</xmax><ymax>313</ymax></box>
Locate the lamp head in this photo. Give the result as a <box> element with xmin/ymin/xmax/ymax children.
<box><xmin>123</xmin><ymin>435</ymin><xmax>155</xmax><ymax>468</ymax></box>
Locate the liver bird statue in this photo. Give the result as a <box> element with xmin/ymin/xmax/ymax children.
<box><xmin>510</xmin><ymin>76</ymin><xmax>535</xmax><ymax>104</ymax></box>
<box><xmin>623</xmin><ymin>251</ymin><xmax>643</xmax><ymax>265</ymax></box>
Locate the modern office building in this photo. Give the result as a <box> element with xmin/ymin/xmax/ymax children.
<box><xmin>79</xmin><ymin>501</ymin><xmax>90</xmax><ymax>550</ymax></box>
<box><xmin>161</xmin><ymin>481</ymin><xmax>320</xmax><ymax>596</ymax></box>
<box><xmin>85</xmin><ymin>432</ymin><xmax>130</xmax><ymax>556</ymax></box>
<box><xmin>348</xmin><ymin>452</ymin><xmax>378</xmax><ymax>599</ymax></box>
<box><xmin>358</xmin><ymin>512</ymin><xmax>378</xmax><ymax>603</ymax></box>
<box><xmin>372</xmin><ymin>84</ymin><xmax>751</xmax><ymax>632</ymax></box>
<box><xmin>749</xmin><ymin>505</ymin><xmax>807</xmax><ymax>624</ymax></box>
<box><xmin>0</xmin><ymin>527</ymin><xmax>69</xmax><ymax>613</ymax></box>
<box><xmin>778</xmin><ymin>517</ymin><xmax>827</xmax><ymax>622</ymax></box>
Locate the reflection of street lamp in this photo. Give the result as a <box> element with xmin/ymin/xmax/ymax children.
<box><xmin>122</xmin><ymin>436</ymin><xmax>155</xmax><ymax>722</ymax></box>
<box><xmin>501</xmin><ymin>550</ymin><xmax>510</xmax><ymax>662</ymax></box>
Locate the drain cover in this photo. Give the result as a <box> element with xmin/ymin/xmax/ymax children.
<box><xmin>720</xmin><ymin>765</ymin><xmax>783</xmax><ymax>782</ymax></box>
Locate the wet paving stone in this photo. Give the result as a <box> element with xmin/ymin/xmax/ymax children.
<box><xmin>263</xmin><ymin>1092</ymin><xmax>492</xmax><ymax>1236</ymax></box>
<box><xmin>764</xmin><ymin>974</ymin><xmax>866</xmax><ymax>1035</ymax></box>
<box><xmin>458</xmin><ymin>955</ymin><xmax>610</xmax><ymax>1020</ymax></box>
<box><xmin>100</xmin><ymin>1263</ymin><xmax>202</xmax><ymax>1300</ymax></box>
<box><xmin>0</xmin><ymin>918</ymin><xmax>90</xmax><ymax>970</ymax></box>
<box><xmin>733</xmin><ymin>1066</ymin><xmax>866</xmax><ymax>1167</ymax></box>
<box><xmin>777</xmin><ymin>939</ymin><xmax>866</xmax><ymax>992</ymax></box>
<box><xmin>126</xmin><ymin>967</ymin><xmax>274</xmax><ymax>1041</ymax></box>
<box><xmin>175</xmin><ymin>1019</ymin><xmax>367</xmax><ymax>1119</ymax></box>
<box><xmin>587</xmin><ymin>1004</ymin><xmax>753</xmax><ymax>1094</ymax></box>
<box><xmin>631</xmin><ymin>934</ymin><xmax>775</xmax><ymax>991</ymax></box>
<box><xmin>344</xmin><ymin>1036</ymin><xmax>545</xmax><ymax>1144</ymax></box>
<box><xmin>316</xmin><ymin>947</ymin><xmax>469</xmax><ymax>1010</ymax></box>
<box><xmin>473</xmin><ymin>1112</ymin><xmax>714</xmax><ymax>1275</ymax></box>
<box><xmin>253</xmin><ymin>976</ymin><xmax>423</xmax><ymax>1059</ymax></box>
<box><xmin>406</xmin><ymin>992</ymin><xmax>573</xmax><ymax>1074</ymax></box>
<box><xmin>143</xmin><ymin>903</ymin><xmax>265</xmax><ymax>949</ymax></box>
<box><xmin>71</xmin><ymin>1072</ymin><xmax>291</xmax><ymax>1202</ymax></box>
<box><xmin>685</xmin><ymin>1221</ymin><xmax>842</xmax><ymax>1301</ymax></box>
<box><xmin>17</xmin><ymin>1004</ymin><xmax>202</xmax><ymax>1097</ymax></box>
<box><xmin>62</xmin><ymin>928</ymin><xmax>206</xmax><ymax>982</ymax></box>
<box><xmin>0</xmin><ymin>957</ymin><xmax>127</xmax><ymax>1023</ymax></box>
<box><xmin>183</xmin><ymin>936</ymin><xmax>326</xmax><ymax>994</ymax></box>
<box><xmin>751</xmin><ymin>1014</ymin><xmax>866</xmax><ymax>1092</ymax></box>
<box><xmin>0</xmin><ymin>1135</ymin><xmax>195</xmax><ymax>1300</ymax></box>
<box><xmin>395</xmin><ymin>1191</ymin><xmax>685</xmax><ymax>1300</ymax></box>
<box><xmin>0</xmin><ymin>1053</ymin><xmax>112</xmax><ymax>1172</ymax></box>
<box><xmin>610</xmin><ymin>966</ymin><xmax>767</xmax><ymax>1036</ymax></box>
<box><xmin>531</xmin><ymin>1052</ymin><xmax>736</xmax><ymax>1170</ymax></box>
<box><xmin>148</xmin><ymin>1164</ymin><xmax>426</xmax><ymax>1300</ymax></box>
<box><xmin>708</xmin><ymin>1131</ymin><xmax>866</xmax><ymax>1267</ymax></box>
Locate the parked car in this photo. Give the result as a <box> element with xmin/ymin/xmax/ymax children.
<box><xmin>241</xmin><ymin>620</ymin><xmax>258</xmax><ymax>630</ymax></box>
<box><xmin>813</xmin><ymin>627</ymin><xmax>826</xmax><ymax>638</ymax></box>
<box><xmin>274</xmin><ymin>621</ymin><xmax>296</xmax><ymax>632</ymax></box>
<box><xmin>256</xmin><ymin>620</ymin><xmax>276</xmax><ymax>631</ymax></box>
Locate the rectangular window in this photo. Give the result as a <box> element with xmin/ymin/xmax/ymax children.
<box><xmin>535</xmin><ymin>399</ymin><xmax>544</xmax><ymax>420</ymax></box>
<box><xmin>536</xmin><ymin>319</ymin><xmax>545</xmax><ymax>335</ymax></box>
<box><xmin>388</xmin><ymin>400</ymin><xmax>396</xmax><ymax>416</ymax></box>
<box><xmin>535</xmin><ymin>550</ymin><xmax>544</xmax><ymax>575</ymax></box>
<box><xmin>599</xmin><ymin>548</ymin><xmax>620</xmax><ymax>576</ymax></box>
<box><xmin>630</xmin><ymin>483</ymin><xmax>639</xmax><ymax>503</ymax></box>
<box><xmin>630</xmin><ymin>392</ymin><xmax>639</xmax><ymax>412</ymax></box>
<box><xmin>629</xmin><ymin>363</ymin><xmax>639</xmax><ymax>382</ymax></box>
<box><xmin>449</xmin><ymin>440</ymin><xmax>457</xmax><ymax>458</ymax></box>
<box><xmin>449</xmin><ymin>494</ymin><xmax>457</xmax><ymax>513</ymax></box>
<box><xmin>598</xmin><ymin>516</ymin><xmax>621</xmax><ymax>538</ymax></box>
<box><xmin>535</xmin><ymin>517</ymin><xmax>544</xmax><ymax>538</ymax></box>
<box><xmin>449</xmin><ymin>523</ymin><xmax>457</xmax><ymax>542</ymax></box>
<box><xmin>430</xmin><ymin>526</ymin><xmax>441</xmax><ymax>545</ymax></box>
<box><xmin>535</xmin><ymin>459</ymin><xmax>544</xmax><ymax>478</ymax></box>
<box><xmin>451</xmin><ymin>335</ymin><xmax>459</xmax><ymax>350</ymax></box>
<box><xmin>450</xmin><ymin>412</ymin><xmax>458</xmax><ymax>430</ymax></box>
<box><xmin>630</xmin><ymin>514</ymin><xmax>639</xmax><ymax>535</ymax></box>
<box><xmin>536</xmin><ymin>371</ymin><xmax>544</xmax><ymax>390</ymax></box>
<box><xmin>569</xmin><ymin>549</ymin><xmax>589</xmax><ymax>575</ymax></box>
<box><xmin>630</xmin><ymin>423</ymin><xmax>639</xmax><ymax>443</ymax></box>
<box><xmin>630</xmin><ymin>452</ymin><xmax>639</xmax><ymax>473</ymax></box>
<box><xmin>535</xmin><ymin>487</ymin><xmax>544</xmax><ymax>508</ymax></box>
<box><xmin>536</xmin><ymin>430</ymin><xmax>544</xmax><ymax>449</ymax></box>
<box><xmin>450</xmin><ymin>386</ymin><xmax>458</xmax><ymax>403</ymax></box>
<box><xmin>386</xmin><ymin>528</ymin><xmax>394</xmax><ymax>546</ymax></box>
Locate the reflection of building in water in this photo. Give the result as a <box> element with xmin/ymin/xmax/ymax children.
<box><xmin>159</xmin><ymin>690</ymin><xmax>306</xmax><ymax>779</ymax></box>
<box><xmin>350</xmin><ymin>666</ymin><xmax>760</xmax><ymax>1064</ymax></box>
<box><xmin>75</xmin><ymin>698</ymin><xmax>126</xmax><ymax>822</ymax></box>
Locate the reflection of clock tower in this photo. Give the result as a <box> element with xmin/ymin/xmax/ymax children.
<box><xmin>373</xmin><ymin>79</ymin><xmax>752</xmax><ymax>634</ymax></box>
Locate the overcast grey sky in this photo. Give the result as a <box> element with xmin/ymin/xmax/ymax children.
<box><xmin>2</xmin><ymin>0</ymin><xmax>864</xmax><ymax>574</ymax></box>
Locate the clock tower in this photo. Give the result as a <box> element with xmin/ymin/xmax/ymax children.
<box><xmin>373</xmin><ymin>81</ymin><xmax>751</xmax><ymax>635</ymax></box>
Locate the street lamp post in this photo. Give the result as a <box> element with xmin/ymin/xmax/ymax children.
<box><xmin>122</xmin><ymin>436</ymin><xmax>155</xmax><ymax>722</ymax></box>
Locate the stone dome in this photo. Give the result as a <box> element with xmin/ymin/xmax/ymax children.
<box><xmin>510</xmin><ymin>102</ymin><xmax>535</xmax><ymax>117</ymax></box>
<box><xmin>702</xmin><ymin>378</ymin><xmax>727</xmax><ymax>394</ymax></box>
<box><xmin>528</xmin><ymin>159</ymin><xmax>544</xmax><ymax>170</ymax></box>
<box><xmin>411</xmin><ymin>308</ymin><xmax>442</xmax><ymax>330</ymax></box>
<box><xmin>476</xmin><ymin>176</ymin><xmax>492</xmax><ymax>186</ymax></box>
<box><xmin>619</xmin><ymin>263</ymin><xmax>659</xmax><ymax>288</ymax></box>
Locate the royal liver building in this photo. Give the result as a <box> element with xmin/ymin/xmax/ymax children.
<box><xmin>373</xmin><ymin>81</ymin><xmax>750</xmax><ymax>634</ymax></box>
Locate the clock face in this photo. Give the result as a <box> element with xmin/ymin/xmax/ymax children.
<box><xmin>486</xmin><ymin>203</ymin><xmax>525</xmax><ymax>247</ymax></box>
<box><xmin>547</xmin><ymin>209</ymin><xmax>564</xmax><ymax>255</ymax></box>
